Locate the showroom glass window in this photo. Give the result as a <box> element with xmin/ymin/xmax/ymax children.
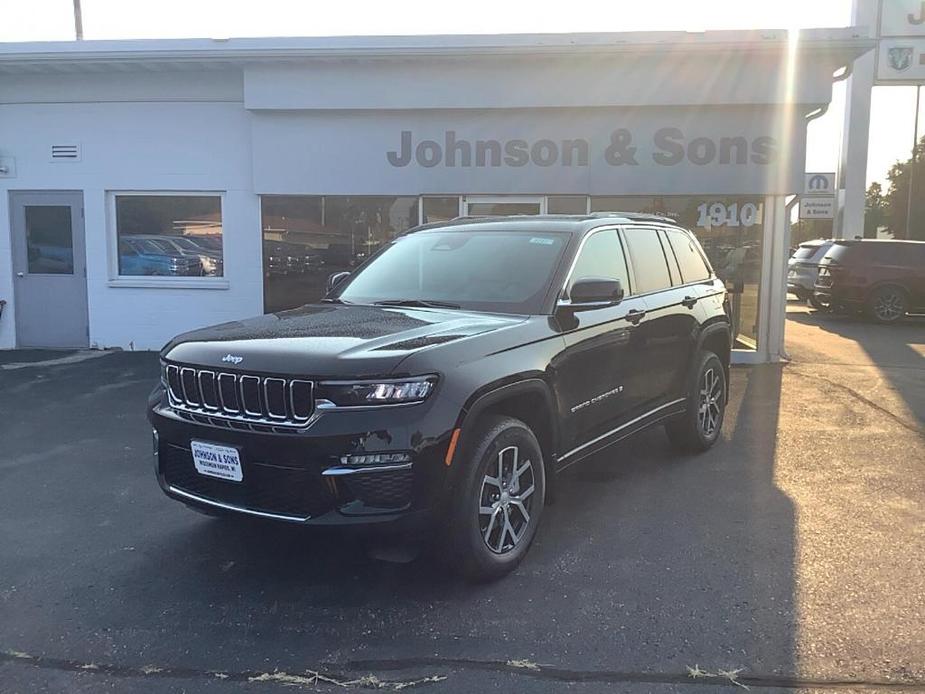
<box><xmin>261</xmin><ymin>196</ymin><xmax>419</xmax><ymax>313</ymax></box>
<box><xmin>591</xmin><ymin>195</ymin><xmax>764</xmax><ymax>350</ymax></box>
<box><xmin>114</xmin><ymin>194</ymin><xmax>223</xmax><ymax>277</ymax></box>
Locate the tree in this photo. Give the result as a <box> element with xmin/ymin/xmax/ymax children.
<box><xmin>864</xmin><ymin>181</ymin><xmax>886</xmax><ymax>238</ymax></box>
<box><xmin>874</xmin><ymin>136</ymin><xmax>925</xmax><ymax>240</ymax></box>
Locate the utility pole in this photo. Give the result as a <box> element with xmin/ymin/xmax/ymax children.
<box><xmin>73</xmin><ymin>0</ymin><xmax>83</xmax><ymax>40</ymax></box>
<box><xmin>905</xmin><ymin>85</ymin><xmax>921</xmax><ymax>240</ymax></box>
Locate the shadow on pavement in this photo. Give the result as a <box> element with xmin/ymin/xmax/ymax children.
<box><xmin>787</xmin><ymin>308</ymin><xmax>925</xmax><ymax>426</ymax></box>
<box><xmin>0</xmin><ymin>352</ymin><xmax>796</xmax><ymax>689</ymax></box>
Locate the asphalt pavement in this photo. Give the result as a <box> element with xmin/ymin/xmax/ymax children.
<box><xmin>0</xmin><ymin>308</ymin><xmax>923</xmax><ymax>694</ymax></box>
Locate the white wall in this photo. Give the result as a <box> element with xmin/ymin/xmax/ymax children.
<box><xmin>0</xmin><ymin>99</ymin><xmax>262</xmax><ymax>350</ymax></box>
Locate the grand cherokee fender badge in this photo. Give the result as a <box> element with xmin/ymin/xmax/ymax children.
<box><xmin>221</xmin><ymin>354</ymin><xmax>244</xmax><ymax>365</ymax></box>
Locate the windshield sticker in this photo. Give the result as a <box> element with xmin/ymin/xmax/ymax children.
<box><xmin>529</xmin><ymin>237</ymin><xmax>556</xmax><ymax>245</ymax></box>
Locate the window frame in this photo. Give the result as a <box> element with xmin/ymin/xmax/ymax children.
<box><xmin>107</xmin><ymin>190</ymin><xmax>228</xmax><ymax>289</ymax></box>
<box><xmin>664</xmin><ymin>228</ymin><xmax>714</xmax><ymax>286</ymax></box>
<box><xmin>562</xmin><ymin>226</ymin><xmax>633</xmax><ymax>300</ymax></box>
<box><xmin>619</xmin><ymin>225</ymin><xmax>675</xmax><ymax>296</ymax></box>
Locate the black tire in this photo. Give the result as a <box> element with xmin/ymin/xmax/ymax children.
<box><xmin>867</xmin><ymin>285</ymin><xmax>907</xmax><ymax>324</ymax></box>
<box><xmin>443</xmin><ymin>415</ymin><xmax>545</xmax><ymax>582</ymax></box>
<box><xmin>807</xmin><ymin>294</ymin><xmax>826</xmax><ymax>310</ymax></box>
<box><xmin>665</xmin><ymin>350</ymin><xmax>726</xmax><ymax>454</ymax></box>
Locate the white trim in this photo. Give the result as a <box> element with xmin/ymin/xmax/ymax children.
<box><xmin>107</xmin><ymin>190</ymin><xmax>226</xmax><ymax>285</ymax></box>
<box><xmin>167</xmin><ymin>486</ymin><xmax>310</xmax><ymax>522</ymax></box>
<box><xmin>559</xmin><ymin>397</ymin><xmax>686</xmax><ymax>462</ymax></box>
<box><xmin>107</xmin><ymin>278</ymin><xmax>229</xmax><ymax>290</ymax></box>
<box><xmin>730</xmin><ymin>349</ymin><xmax>765</xmax><ymax>365</ymax></box>
<box><xmin>765</xmin><ymin>195</ymin><xmax>790</xmax><ymax>362</ymax></box>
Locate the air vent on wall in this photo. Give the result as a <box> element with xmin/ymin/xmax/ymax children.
<box><xmin>50</xmin><ymin>144</ymin><xmax>81</xmax><ymax>162</ymax></box>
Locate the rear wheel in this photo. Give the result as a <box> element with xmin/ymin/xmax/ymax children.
<box><xmin>665</xmin><ymin>350</ymin><xmax>726</xmax><ymax>454</ymax></box>
<box><xmin>807</xmin><ymin>294</ymin><xmax>826</xmax><ymax>310</ymax></box>
<box><xmin>444</xmin><ymin>415</ymin><xmax>545</xmax><ymax>581</ymax></box>
<box><xmin>867</xmin><ymin>286</ymin><xmax>907</xmax><ymax>324</ymax></box>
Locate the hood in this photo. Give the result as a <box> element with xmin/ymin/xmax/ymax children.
<box><xmin>162</xmin><ymin>303</ymin><xmax>524</xmax><ymax>378</ymax></box>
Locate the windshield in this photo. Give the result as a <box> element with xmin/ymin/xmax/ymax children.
<box><xmin>334</xmin><ymin>230</ymin><xmax>569</xmax><ymax>314</ymax></box>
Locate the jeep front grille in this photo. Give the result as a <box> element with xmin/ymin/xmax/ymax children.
<box><xmin>164</xmin><ymin>364</ymin><xmax>314</xmax><ymax>427</ymax></box>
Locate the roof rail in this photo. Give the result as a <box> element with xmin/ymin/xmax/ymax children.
<box><xmin>587</xmin><ymin>211</ymin><xmax>680</xmax><ymax>223</ymax></box>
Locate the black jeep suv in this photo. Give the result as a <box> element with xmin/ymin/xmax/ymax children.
<box><xmin>149</xmin><ymin>214</ymin><xmax>731</xmax><ymax>579</ymax></box>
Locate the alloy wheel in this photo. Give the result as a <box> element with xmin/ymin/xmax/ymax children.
<box><xmin>874</xmin><ymin>292</ymin><xmax>904</xmax><ymax>322</ymax></box>
<box><xmin>698</xmin><ymin>367</ymin><xmax>722</xmax><ymax>437</ymax></box>
<box><xmin>478</xmin><ymin>445</ymin><xmax>536</xmax><ymax>554</ymax></box>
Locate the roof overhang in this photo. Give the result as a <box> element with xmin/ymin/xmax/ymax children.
<box><xmin>0</xmin><ymin>28</ymin><xmax>875</xmax><ymax>74</ymax></box>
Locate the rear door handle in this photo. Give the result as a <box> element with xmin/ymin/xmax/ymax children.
<box><xmin>626</xmin><ymin>308</ymin><xmax>646</xmax><ymax>325</ymax></box>
<box><xmin>681</xmin><ymin>295</ymin><xmax>698</xmax><ymax>309</ymax></box>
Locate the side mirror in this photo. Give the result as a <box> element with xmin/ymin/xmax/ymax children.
<box><xmin>326</xmin><ymin>271</ymin><xmax>350</xmax><ymax>292</ymax></box>
<box><xmin>564</xmin><ymin>277</ymin><xmax>624</xmax><ymax>310</ymax></box>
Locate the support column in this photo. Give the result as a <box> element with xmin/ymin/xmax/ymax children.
<box><xmin>836</xmin><ymin>0</ymin><xmax>878</xmax><ymax>239</ymax></box>
<box><xmin>765</xmin><ymin>195</ymin><xmax>791</xmax><ymax>362</ymax></box>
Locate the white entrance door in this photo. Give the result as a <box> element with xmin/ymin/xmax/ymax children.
<box><xmin>9</xmin><ymin>191</ymin><xmax>89</xmax><ymax>348</ymax></box>
<box><xmin>463</xmin><ymin>195</ymin><xmax>545</xmax><ymax>217</ymax></box>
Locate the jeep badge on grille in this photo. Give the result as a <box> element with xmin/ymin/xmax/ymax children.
<box><xmin>221</xmin><ymin>354</ymin><xmax>244</xmax><ymax>365</ymax></box>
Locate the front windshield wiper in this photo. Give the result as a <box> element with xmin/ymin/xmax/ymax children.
<box><xmin>372</xmin><ymin>299</ymin><xmax>461</xmax><ymax>309</ymax></box>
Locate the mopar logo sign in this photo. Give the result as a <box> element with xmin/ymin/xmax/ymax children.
<box><xmin>804</xmin><ymin>172</ymin><xmax>835</xmax><ymax>195</ymax></box>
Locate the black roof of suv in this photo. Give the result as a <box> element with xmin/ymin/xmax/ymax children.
<box><xmin>150</xmin><ymin>213</ymin><xmax>731</xmax><ymax>580</ymax></box>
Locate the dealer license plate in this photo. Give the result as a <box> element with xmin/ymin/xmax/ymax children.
<box><xmin>191</xmin><ymin>441</ymin><xmax>243</xmax><ymax>482</ymax></box>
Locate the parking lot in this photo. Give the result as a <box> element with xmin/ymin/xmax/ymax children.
<box><xmin>1</xmin><ymin>307</ymin><xmax>923</xmax><ymax>693</ymax></box>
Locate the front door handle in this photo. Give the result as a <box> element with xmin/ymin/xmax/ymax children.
<box><xmin>681</xmin><ymin>295</ymin><xmax>698</xmax><ymax>309</ymax></box>
<box><xmin>626</xmin><ymin>308</ymin><xmax>646</xmax><ymax>325</ymax></box>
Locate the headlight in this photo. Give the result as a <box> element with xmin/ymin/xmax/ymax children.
<box><xmin>318</xmin><ymin>376</ymin><xmax>437</xmax><ymax>407</ymax></box>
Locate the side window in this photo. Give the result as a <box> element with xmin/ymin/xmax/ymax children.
<box><xmin>568</xmin><ymin>229</ymin><xmax>630</xmax><ymax>297</ymax></box>
<box><xmin>666</xmin><ymin>229</ymin><xmax>712</xmax><ymax>283</ymax></box>
<box><xmin>660</xmin><ymin>230</ymin><xmax>683</xmax><ymax>285</ymax></box>
<box><xmin>623</xmin><ymin>227</ymin><xmax>672</xmax><ymax>294</ymax></box>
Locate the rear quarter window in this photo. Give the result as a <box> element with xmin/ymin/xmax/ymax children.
<box><xmin>666</xmin><ymin>229</ymin><xmax>711</xmax><ymax>283</ymax></box>
<box><xmin>792</xmin><ymin>244</ymin><xmax>819</xmax><ymax>260</ymax></box>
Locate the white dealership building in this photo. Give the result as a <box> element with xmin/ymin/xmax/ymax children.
<box><xmin>0</xmin><ymin>30</ymin><xmax>872</xmax><ymax>360</ymax></box>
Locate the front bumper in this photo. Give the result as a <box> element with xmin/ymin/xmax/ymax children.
<box><xmin>149</xmin><ymin>387</ymin><xmax>459</xmax><ymax>529</ymax></box>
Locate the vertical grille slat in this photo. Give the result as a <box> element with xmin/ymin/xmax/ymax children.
<box><xmin>180</xmin><ymin>368</ymin><xmax>200</xmax><ymax>405</ymax></box>
<box><xmin>290</xmin><ymin>380</ymin><xmax>314</xmax><ymax>421</ymax></box>
<box><xmin>163</xmin><ymin>363</ymin><xmax>313</xmax><ymax>427</ymax></box>
<box><xmin>240</xmin><ymin>375</ymin><xmax>262</xmax><ymax>416</ymax></box>
<box><xmin>166</xmin><ymin>365</ymin><xmax>183</xmax><ymax>403</ymax></box>
<box><xmin>264</xmin><ymin>378</ymin><xmax>288</xmax><ymax>420</ymax></box>
<box><xmin>218</xmin><ymin>373</ymin><xmax>240</xmax><ymax>413</ymax></box>
<box><xmin>199</xmin><ymin>371</ymin><xmax>219</xmax><ymax>410</ymax></box>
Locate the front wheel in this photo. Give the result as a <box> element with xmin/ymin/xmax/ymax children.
<box><xmin>665</xmin><ymin>350</ymin><xmax>727</xmax><ymax>454</ymax></box>
<box><xmin>443</xmin><ymin>416</ymin><xmax>545</xmax><ymax>582</ymax></box>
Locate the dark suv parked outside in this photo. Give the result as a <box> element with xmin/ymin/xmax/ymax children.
<box><xmin>813</xmin><ymin>239</ymin><xmax>925</xmax><ymax>323</ymax></box>
<box><xmin>149</xmin><ymin>214</ymin><xmax>732</xmax><ymax>579</ymax></box>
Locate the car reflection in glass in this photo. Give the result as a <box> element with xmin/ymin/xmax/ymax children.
<box><xmin>125</xmin><ymin>235</ymin><xmax>223</xmax><ymax>276</ymax></box>
<box><xmin>263</xmin><ymin>241</ymin><xmax>323</xmax><ymax>277</ymax></box>
<box><xmin>119</xmin><ymin>238</ymin><xmax>204</xmax><ymax>276</ymax></box>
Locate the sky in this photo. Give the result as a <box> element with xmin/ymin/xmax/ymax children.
<box><xmin>1</xmin><ymin>0</ymin><xmax>921</xmax><ymax>191</ymax></box>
